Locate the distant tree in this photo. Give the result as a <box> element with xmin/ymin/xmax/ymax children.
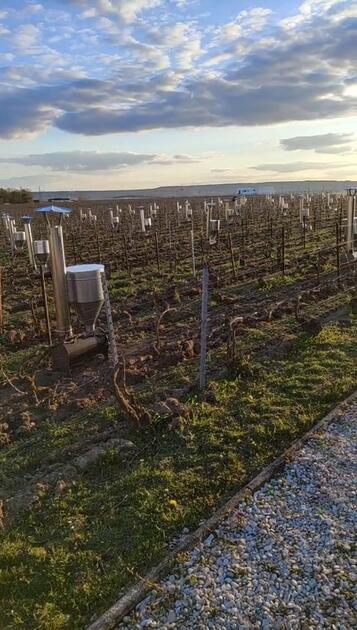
<box><xmin>0</xmin><ymin>188</ymin><xmax>32</xmax><ymax>204</ymax></box>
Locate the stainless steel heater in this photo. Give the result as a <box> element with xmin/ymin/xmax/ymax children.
<box><xmin>37</xmin><ymin>205</ymin><xmax>109</xmax><ymax>373</ymax></box>
<box><xmin>66</xmin><ymin>264</ymin><xmax>105</xmax><ymax>336</ymax></box>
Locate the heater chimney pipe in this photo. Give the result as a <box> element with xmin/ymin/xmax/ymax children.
<box><xmin>8</xmin><ymin>219</ymin><xmax>16</xmax><ymax>253</ymax></box>
<box><xmin>24</xmin><ymin>221</ymin><xmax>37</xmax><ymax>270</ymax></box>
<box><xmin>48</xmin><ymin>224</ymin><xmax>72</xmax><ymax>339</ymax></box>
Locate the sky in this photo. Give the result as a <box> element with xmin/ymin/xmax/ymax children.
<box><xmin>0</xmin><ymin>0</ymin><xmax>356</xmax><ymax>191</ymax></box>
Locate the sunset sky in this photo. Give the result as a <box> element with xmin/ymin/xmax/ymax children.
<box><xmin>0</xmin><ymin>0</ymin><xmax>356</xmax><ymax>190</ymax></box>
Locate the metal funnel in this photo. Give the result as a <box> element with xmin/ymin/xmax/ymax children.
<box><xmin>34</xmin><ymin>240</ymin><xmax>50</xmax><ymax>265</ymax></box>
<box><xmin>66</xmin><ymin>264</ymin><xmax>105</xmax><ymax>335</ymax></box>
<box><xmin>14</xmin><ymin>231</ymin><xmax>26</xmax><ymax>251</ymax></box>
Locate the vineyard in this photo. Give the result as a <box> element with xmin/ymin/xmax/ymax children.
<box><xmin>0</xmin><ymin>193</ymin><xmax>356</xmax><ymax>629</ymax></box>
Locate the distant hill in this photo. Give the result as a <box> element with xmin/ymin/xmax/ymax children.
<box><xmin>33</xmin><ymin>180</ymin><xmax>357</xmax><ymax>201</ymax></box>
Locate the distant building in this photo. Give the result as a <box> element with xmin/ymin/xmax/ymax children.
<box><xmin>237</xmin><ymin>187</ymin><xmax>257</xmax><ymax>196</ymax></box>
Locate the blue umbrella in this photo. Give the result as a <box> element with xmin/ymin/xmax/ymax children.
<box><xmin>36</xmin><ymin>205</ymin><xmax>72</xmax><ymax>215</ymax></box>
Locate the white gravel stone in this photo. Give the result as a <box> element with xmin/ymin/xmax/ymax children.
<box><xmin>118</xmin><ymin>401</ymin><xmax>357</xmax><ymax>629</ymax></box>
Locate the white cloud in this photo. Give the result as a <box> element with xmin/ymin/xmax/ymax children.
<box><xmin>0</xmin><ymin>174</ymin><xmax>57</xmax><ymax>187</ymax></box>
<box><xmin>24</xmin><ymin>3</ymin><xmax>44</xmax><ymax>14</ymax></box>
<box><xmin>212</xmin><ymin>7</ymin><xmax>272</xmax><ymax>45</ymax></box>
<box><xmin>173</xmin><ymin>0</ymin><xmax>195</xmax><ymax>7</ymax></box>
<box><xmin>12</xmin><ymin>24</ymin><xmax>41</xmax><ymax>50</ymax></box>
<box><xmin>0</xmin><ymin>0</ymin><xmax>356</xmax><ymax>140</ymax></box>
<box><xmin>280</xmin><ymin>132</ymin><xmax>355</xmax><ymax>154</ymax></box>
<box><xmin>66</xmin><ymin>0</ymin><xmax>164</xmax><ymax>23</ymax></box>
<box><xmin>0</xmin><ymin>24</ymin><xmax>10</xmax><ymax>35</ymax></box>
<box><xmin>0</xmin><ymin>150</ymin><xmax>204</xmax><ymax>171</ymax></box>
<box><xmin>211</xmin><ymin>168</ymin><xmax>233</xmax><ymax>173</ymax></box>
<box><xmin>143</xmin><ymin>21</ymin><xmax>203</xmax><ymax>72</ymax></box>
<box><xmin>280</xmin><ymin>0</ymin><xmax>354</xmax><ymax>29</ymax></box>
<box><xmin>81</xmin><ymin>8</ymin><xmax>98</xmax><ymax>18</ymax></box>
<box><xmin>252</xmin><ymin>161</ymin><xmax>348</xmax><ymax>173</ymax></box>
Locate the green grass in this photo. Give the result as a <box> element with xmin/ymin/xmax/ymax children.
<box><xmin>260</xmin><ymin>272</ymin><xmax>299</xmax><ymax>295</ymax></box>
<box><xmin>0</xmin><ymin>319</ymin><xmax>356</xmax><ymax>629</ymax></box>
<box><xmin>0</xmin><ymin>344</ymin><xmax>48</xmax><ymax>374</ymax></box>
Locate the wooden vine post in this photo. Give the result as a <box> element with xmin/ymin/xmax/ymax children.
<box><xmin>101</xmin><ymin>271</ymin><xmax>119</xmax><ymax>367</ymax></box>
<box><xmin>71</xmin><ymin>231</ymin><xmax>78</xmax><ymax>265</ymax></box>
<box><xmin>154</xmin><ymin>231</ymin><xmax>160</xmax><ymax>272</ymax></box>
<box><xmin>199</xmin><ymin>265</ymin><xmax>209</xmax><ymax>391</ymax></box>
<box><xmin>96</xmin><ymin>231</ymin><xmax>102</xmax><ymax>263</ymax></box>
<box><xmin>228</xmin><ymin>233</ymin><xmax>237</xmax><ymax>280</ymax></box>
<box><xmin>336</xmin><ymin>222</ymin><xmax>341</xmax><ymax>286</ymax></box>
<box><xmin>191</xmin><ymin>228</ymin><xmax>196</xmax><ymax>278</ymax></box>
<box><xmin>122</xmin><ymin>234</ymin><xmax>130</xmax><ymax>275</ymax></box>
<box><xmin>0</xmin><ymin>266</ymin><xmax>3</xmax><ymax>334</ymax></box>
<box><xmin>281</xmin><ymin>226</ymin><xmax>286</xmax><ymax>275</ymax></box>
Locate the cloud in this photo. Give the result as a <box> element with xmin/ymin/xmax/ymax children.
<box><xmin>0</xmin><ymin>90</ymin><xmax>58</xmax><ymax>139</ymax></box>
<box><xmin>0</xmin><ymin>76</ymin><xmax>118</xmax><ymax>138</ymax></box>
<box><xmin>0</xmin><ymin>151</ymin><xmax>203</xmax><ymax>171</ymax></box>
<box><xmin>66</xmin><ymin>0</ymin><xmax>164</xmax><ymax>24</ymax></box>
<box><xmin>0</xmin><ymin>0</ymin><xmax>356</xmax><ymax>139</ymax></box>
<box><xmin>24</xmin><ymin>3</ymin><xmax>44</xmax><ymax>14</ymax></box>
<box><xmin>12</xmin><ymin>24</ymin><xmax>41</xmax><ymax>50</ymax></box>
<box><xmin>282</xmin><ymin>0</ymin><xmax>354</xmax><ymax>26</ymax></box>
<box><xmin>0</xmin><ymin>174</ymin><xmax>57</xmax><ymax>187</ymax></box>
<box><xmin>212</xmin><ymin>7</ymin><xmax>272</xmax><ymax>45</ymax></box>
<box><xmin>173</xmin><ymin>0</ymin><xmax>195</xmax><ymax>7</ymax></box>
<box><xmin>251</xmin><ymin>161</ymin><xmax>347</xmax><ymax>173</ymax></box>
<box><xmin>173</xmin><ymin>154</ymin><xmax>201</xmax><ymax>163</ymax></box>
<box><xmin>0</xmin><ymin>151</ymin><xmax>157</xmax><ymax>171</ymax></box>
<box><xmin>55</xmin><ymin>73</ymin><xmax>354</xmax><ymax>134</ymax></box>
<box><xmin>314</xmin><ymin>146</ymin><xmax>353</xmax><ymax>154</ymax></box>
<box><xmin>280</xmin><ymin>132</ymin><xmax>354</xmax><ymax>154</ymax></box>
<box><xmin>151</xmin><ymin>153</ymin><xmax>202</xmax><ymax>165</ymax></box>
<box><xmin>48</xmin><ymin>8</ymin><xmax>357</xmax><ymax>135</ymax></box>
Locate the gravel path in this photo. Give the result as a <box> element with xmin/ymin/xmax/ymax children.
<box><xmin>119</xmin><ymin>401</ymin><xmax>357</xmax><ymax>629</ymax></box>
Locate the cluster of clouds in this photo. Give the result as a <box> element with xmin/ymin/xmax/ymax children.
<box><xmin>0</xmin><ymin>150</ymin><xmax>203</xmax><ymax>172</ymax></box>
<box><xmin>280</xmin><ymin>132</ymin><xmax>355</xmax><ymax>155</ymax></box>
<box><xmin>251</xmin><ymin>161</ymin><xmax>349</xmax><ymax>174</ymax></box>
<box><xmin>0</xmin><ymin>0</ymin><xmax>354</xmax><ymax>142</ymax></box>
<box><xmin>74</xmin><ymin>0</ymin><xmax>167</xmax><ymax>24</ymax></box>
<box><xmin>249</xmin><ymin>131</ymin><xmax>356</xmax><ymax>174</ymax></box>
